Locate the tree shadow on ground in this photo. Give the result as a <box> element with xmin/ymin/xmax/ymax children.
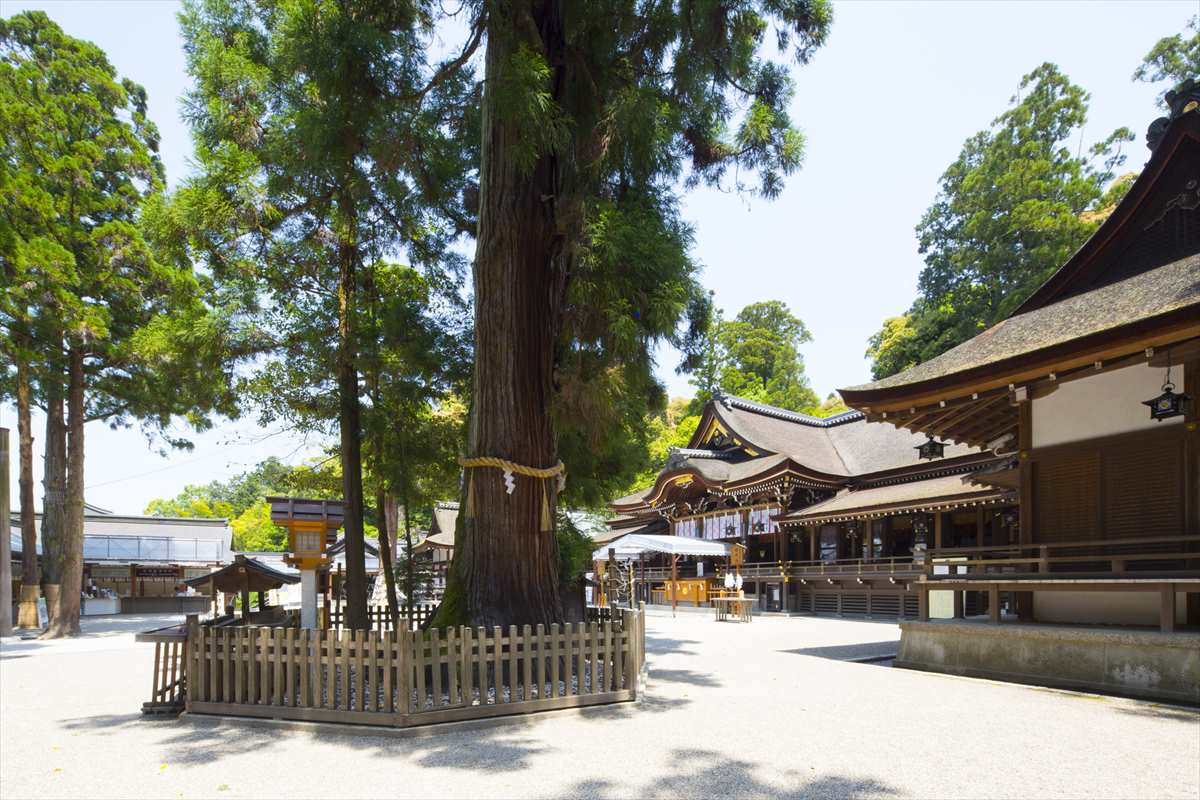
<box><xmin>548</xmin><ymin>747</ymin><xmax>900</xmax><ymax>799</ymax></box>
<box><xmin>58</xmin><ymin>712</ymin><xmax>149</xmax><ymax>732</ymax></box>
<box><xmin>643</xmin><ymin>634</ymin><xmax>701</xmax><ymax>657</ymax></box>
<box><xmin>647</xmin><ymin>667</ymin><xmax>722</xmax><ymax>688</ymax></box>
<box><xmin>779</xmin><ymin>641</ymin><xmax>899</xmax><ymax>661</ymax></box>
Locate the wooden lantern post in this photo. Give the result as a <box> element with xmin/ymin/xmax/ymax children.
<box><xmin>269</xmin><ymin>497</ymin><xmax>344</xmax><ymax>629</ymax></box>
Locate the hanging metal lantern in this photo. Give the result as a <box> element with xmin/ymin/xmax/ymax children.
<box><xmin>724</xmin><ymin>523</ymin><xmax>737</xmax><ymax>537</ymax></box>
<box><xmin>1143</xmin><ymin>354</ymin><xmax>1192</xmax><ymax>421</ymax></box>
<box><xmin>752</xmin><ymin>520</ymin><xmax>766</xmax><ymax>533</ymax></box>
<box><xmin>915</xmin><ymin>437</ymin><xmax>946</xmax><ymax>460</ymax></box>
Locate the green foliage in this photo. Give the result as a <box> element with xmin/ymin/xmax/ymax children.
<box><xmin>690</xmin><ymin>300</ymin><xmax>821</xmax><ymax>413</ymax></box>
<box><xmin>231</xmin><ymin>500</ymin><xmax>287</xmax><ymax>552</ymax></box>
<box><xmin>618</xmin><ymin>397</ymin><xmax>699</xmax><ymax>496</ymax></box>
<box><xmin>867</xmin><ymin>64</ymin><xmax>1134</xmax><ymax>379</ymax></box>
<box><xmin>144</xmin><ymin>455</ymin><xmax>345</xmax><ymax>550</ymax></box>
<box><xmin>1133</xmin><ymin>16</ymin><xmax>1200</xmax><ymax>109</ymax></box>
<box><xmin>556</xmin><ymin>514</ymin><xmax>597</xmax><ymax>588</ymax></box>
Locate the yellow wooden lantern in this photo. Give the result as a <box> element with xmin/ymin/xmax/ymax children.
<box><xmin>268</xmin><ymin>496</ymin><xmax>344</xmax><ymax>571</ymax></box>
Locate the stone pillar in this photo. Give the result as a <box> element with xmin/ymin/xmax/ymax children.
<box><xmin>300</xmin><ymin>569</ymin><xmax>318</xmax><ymax>629</ymax></box>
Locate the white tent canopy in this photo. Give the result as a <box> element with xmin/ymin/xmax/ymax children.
<box><xmin>592</xmin><ymin>533</ymin><xmax>734</xmax><ymax>561</ymax></box>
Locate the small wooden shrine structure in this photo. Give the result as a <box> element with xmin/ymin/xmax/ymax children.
<box><xmin>184</xmin><ymin>554</ymin><xmax>299</xmax><ymax>621</ymax></box>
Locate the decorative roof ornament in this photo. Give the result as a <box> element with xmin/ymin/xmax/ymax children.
<box><xmin>1147</xmin><ymin>78</ymin><xmax>1200</xmax><ymax>151</ymax></box>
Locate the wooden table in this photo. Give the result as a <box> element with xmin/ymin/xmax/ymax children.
<box><xmin>712</xmin><ymin>596</ymin><xmax>753</xmax><ymax>623</ymax></box>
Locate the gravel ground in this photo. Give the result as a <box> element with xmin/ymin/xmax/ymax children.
<box><xmin>1</xmin><ymin>610</ymin><xmax>1196</xmax><ymax>799</ymax></box>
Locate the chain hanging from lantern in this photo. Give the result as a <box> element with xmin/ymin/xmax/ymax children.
<box><xmin>458</xmin><ymin>456</ymin><xmax>566</xmax><ymax>532</ymax></box>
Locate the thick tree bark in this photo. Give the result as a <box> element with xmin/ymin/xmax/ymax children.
<box><xmin>375</xmin><ymin>489</ymin><xmax>401</xmax><ymax>626</ymax></box>
<box><xmin>336</xmin><ymin>233</ymin><xmax>368</xmax><ymax>630</ymax></box>
<box><xmin>44</xmin><ymin>348</ymin><xmax>85</xmax><ymax>637</ymax></box>
<box><xmin>41</xmin><ymin>375</ymin><xmax>67</xmax><ymax>591</ymax></box>
<box><xmin>441</xmin><ymin>2</ymin><xmax>574</xmax><ymax>628</ymax></box>
<box><xmin>16</xmin><ymin>357</ymin><xmax>38</xmax><ymax>589</ymax></box>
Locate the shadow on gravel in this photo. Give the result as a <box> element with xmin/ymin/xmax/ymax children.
<box><xmin>643</xmin><ymin>634</ymin><xmax>701</xmax><ymax>657</ymax></box>
<box><xmin>551</xmin><ymin>746</ymin><xmax>900</xmax><ymax>799</ymax></box>
<box><xmin>648</xmin><ymin>667</ymin><xmax>722</xmax><ymax>688</ymax></box>
<box><xmin>58</xmin><ymin>713</ymin><xmax>146</xmax><ymax>732</ymax></box>
<box><xmin>779</xmin><ymin>641</ymin><xmax>899</xmax><ymax>661</ymax></box>
<box><xmin>1112</xmin><ymin>702</ymin><xmax>1200</xmax><ymax>724</ymax></box>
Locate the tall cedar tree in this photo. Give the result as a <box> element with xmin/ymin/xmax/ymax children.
<box><xmin>437</xmin><ymin>0</ymin><xmax>831</xmax><ymax>628</ymax></box>
<box><xmin>865</xmin><ymin>64</ymin><xmax>1133</xmax><ymax>380</ymax></box>
<box><xmin>1</xmin><ymin>12</ymin><xmax>233</xmax><ymax>636</ymax></box>
<box><xmin>176</xmin><ymin>0</ymin><xmax>477</xmax><ymax>630</ymax></box>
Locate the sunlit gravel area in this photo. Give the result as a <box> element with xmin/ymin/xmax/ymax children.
<box><xmin>2</xmin><ymin>609</ymin><xmax>1197</xmax><ymax>799</ymax></box>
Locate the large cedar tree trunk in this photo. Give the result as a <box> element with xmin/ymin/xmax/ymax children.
<box><xmin>336</xmin><ymin>236</ymin><xmax>368</xmax><ymax>630</ymax></box>
<box><xmin>45</xmin><ymin>348</ymin><xmax>85</xmax><ymax>637</ymax></box>
<box><xmin>40</xmin><ymin>377</ymin><xmax>67</xmax><ymax>590</ymax></box>
<box><xmin>16</xmin><ymin>357</ymin><xmax>38</xmax><ymax>589</ymax></box>
<box><xmin>441</xmin><ymin>2</ymin><xmax>576</xmax><ymax>628</ymax></box>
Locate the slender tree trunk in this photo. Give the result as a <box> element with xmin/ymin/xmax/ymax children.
<box><xmin>336</xmin><ymin>232</ymin><xmax>368</xmax><ymax>630</ymax></box>
<box><xmin>41</xmin><ymin>374</ymin><xmax>67</xmax><ymax>592</ymax></box>
<box><xmin>401</xmin><ymin>499</ymin><xmax>415</xmax><ymax>610</ymax></box>
<box><xmin>375</xmin><ymin>489</ymin><xmax>401</xmax><ymax>626</ymax></box>
<box><xmin>45</xmin><ymin>348</ymin><xmax>84</xmax><ymax>637</ymax></box>
<box><xmin>16</xmin><ymin>357</ymin><xmax>38</xmax><ymax>589</ymax></box>
<box><xmin>440</xmin><ymin>2</ymin><xmax>574</xmax><ymax>628</ymax></box>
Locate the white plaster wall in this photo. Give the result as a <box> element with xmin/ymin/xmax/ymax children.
<box><xmin>86</xmin><ymin>517</ymin><xmax>229</xmax><ymax>542</ymax></box>
<box><xmin>1034</xmin><ymin>591</ymin><xmax>1186</xmax><ymax>625</ymax></box>
<box><xmin>1031</xmin><ymin>362</ymin><xmax>1184</xmax><ymax>449</ymax></box>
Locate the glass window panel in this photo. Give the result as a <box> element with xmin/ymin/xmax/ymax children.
<box><xmin>83</xmin><ymin>536</ymin><xmax>109</xmax><ymax>560</ymax></box>
<box><xmin>140</xmin><ymin>538</ymin><xmax>170</xmax><ymax>560</ymax></box>
<box><xmin>108</xmin><ymin>537</ymin><xmax>139</xmax><ymax>559</ymax></box>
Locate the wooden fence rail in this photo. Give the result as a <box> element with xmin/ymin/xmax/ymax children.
<box><xmin>184</xmin><ymin>607</ymin><xmax>644</xmax><ymax>727</ymax></box>
<box><xmin>135</xmin><ymin>624</ymin><xmax>189</xmax><ymax>714</ymax></box>
<box><xmin>327</xmin><ymin>604</ymin><xmax>437</xmax><ymax>632</ymax></box>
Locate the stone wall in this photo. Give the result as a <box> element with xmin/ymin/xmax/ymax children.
<box><xmin>896</xmin><ymin>620</ymin><xmax>1200</xmax><ymax>704</ymax></box>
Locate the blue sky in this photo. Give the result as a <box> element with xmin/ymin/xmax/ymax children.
<box><xmin>2</xmin><ymin>0</ymin><xmax>1193</xmax><ymax>513</ymax></box>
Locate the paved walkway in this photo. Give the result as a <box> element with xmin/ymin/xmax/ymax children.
<box><xmin>1</xmin><ymin>610</ymin><xmax>1196</xmax><ymax>799</ymax></box>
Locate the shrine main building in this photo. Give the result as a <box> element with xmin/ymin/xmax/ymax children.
<box><xmin>608</xmin><ymin>392</ymin><xmax>1017</xmax><ymax>618</ymax></box>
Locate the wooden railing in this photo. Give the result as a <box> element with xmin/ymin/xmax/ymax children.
<box><xmin>327</xmin><ymin>603</ymin><xmax>438</xmax><ymax>631</ymax></box>
<box><xmin>927</xmin><ymin>534</ymin><xmax>1200</xmax><ymax>579</ymax></box>
<box><xmin>135</xmin><ymin>623</ymin><xmax>189</xmax><ymax>715</ymax></box>
<box><xmin>718</xmin><ymin>557</ymin><xmax>925</xmax><ymax>579</ymax></box>
<box><xmin>184</xmin><ymin>608</ymin><xmax>644</xmax><ymax>727</ymax></box>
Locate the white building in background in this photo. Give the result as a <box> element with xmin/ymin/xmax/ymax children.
<box><xmin>9</xmin><ymin>503</ymin><xmax>231</xmax><ymax>613</ymax></box>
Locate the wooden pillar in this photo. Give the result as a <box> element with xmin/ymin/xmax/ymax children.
<box><xmin>1016</xmin><ymin>394</ymin><xmax>1035</xmax><ymax>620</ymax></box>
<box><xmin>241</xmin><ymin>572</ymin><xmax>250</xmax><ymax>621</ymax></box>
<box><xmin>952</xmin><ymin>589</ymin><xmax>964</xmax><ymax>619</ymax></box>
<box><xmin>933</xmin><ymin>512</ymin><xmax>943</xmax><ymax>551</ymax></box>
<box><xmin>671</xmin><ymin>555</ymin><xmax>678</xmax><ymax>617</ymax></box>
<box><xmin>1160</xmin><ymin>584</ymin><xmax>1176</xmax><ymax>633</ymax></box>
<box><xmin>988</xmin><ymin>584</ymin><xmax>1000</xmax><ymax>623</ymax></box>
<box><xmin>917</xmin><ymin>584</ymin><xmax>929</xmax><ymax>622</ymax></box>
<box><xmin>808</xmin><ymin>526</ymin><xmax>817</xmax><ymax>562</ymax></box>
<box><xmin>130</xmin><ymin>563</ymin><xmax>139</xmax><ymax>598</ymax></box>
<box><xmin>975</xmin><ymin>506</ymin><xmax>986</xmax><ymax>548</ymax></box>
